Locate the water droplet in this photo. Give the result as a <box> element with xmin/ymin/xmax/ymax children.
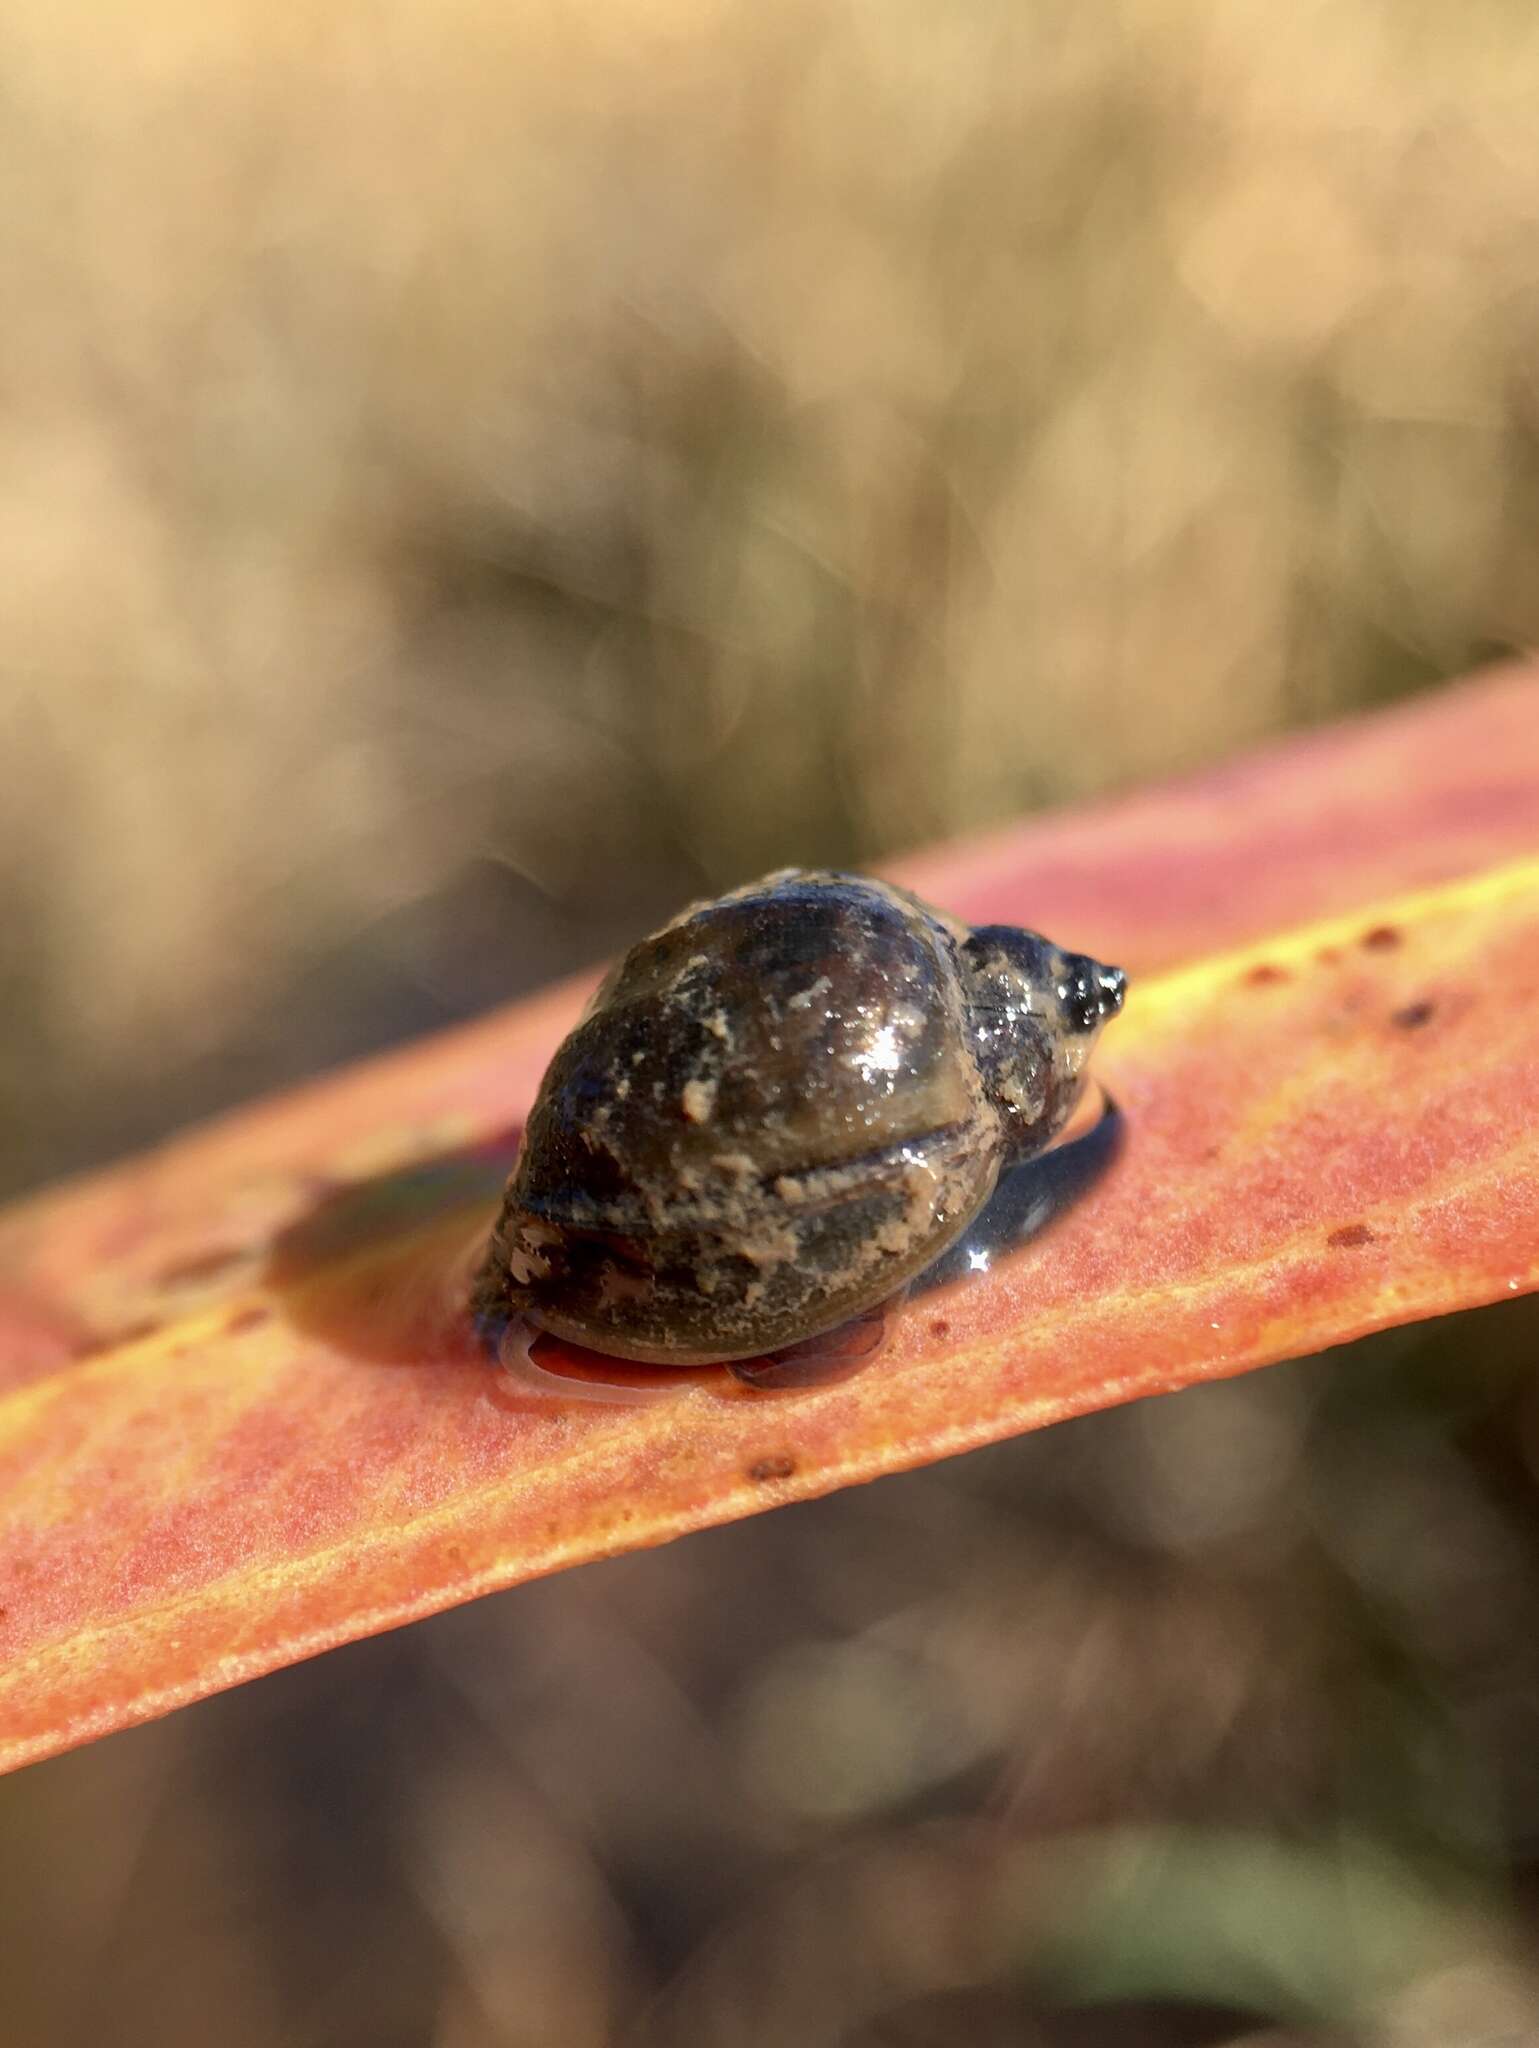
<box><xmin>495</xmin><ymin>1318</ymin><xmax>694</xmax><ymax>1406</ymax></box>
<box><xmin>729</xmin><ymin>1303</ymin><xmax>894</xmax><ymax>1390</ymax></box>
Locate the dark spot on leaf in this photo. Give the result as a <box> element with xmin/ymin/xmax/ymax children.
<box><xmin>1361</xmin><ymin>924</ymin><xmax>1401</xmax><ymax>950</ymax></box>
<box><xmin>225</xmin><ymin>1304</ymin><xmax>272</xmax><ymax>1335</ymax></box>
<box><xmin>77</xmin><ymin>1316</ymin><xmax>164</xmax><ymax>1356</ymax></box>
<box><xmin>1244</xmin><ymin>962</ymin><xmax>1289</xmax><ymax>986</ymax></box>
<box><xmin>158</xmin><ymin>1245</ymin><xmax>246</xmax><ymax>1288</ymax></box>
<box><xmin>1327</xmin><ymin>1223</ymin><xmax>1376</xmax><ymax>1249</ymax></box>
<box><xmin>929</xmin><ymin>1317</ymin><xmax>951</xmax><ymax>1340</ymax></box>
<box><xmin>748</xmin><ymin>1453</ymin><xmax>797</xmax><ymax>1482</ymax></box>
<box><xmin>1391</xmin><ymin>1000</ymin><xmax>1436</xmax><ymax>1031</ymax></box>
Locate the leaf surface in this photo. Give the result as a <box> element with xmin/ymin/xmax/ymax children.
<box><xmin>3</xmin><ymin>666</ymin><xmax>1538</xmax><ymax>1775</ymax></box>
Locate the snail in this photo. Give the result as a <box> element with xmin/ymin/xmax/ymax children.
<box><xmin>473</xmin><ymin>869</ymin><xmax>1125</xmax><ymax>1365</ymax></box>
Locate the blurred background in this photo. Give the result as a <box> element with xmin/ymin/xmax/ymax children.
<box><xmin>4</xmin><ymin>0</ymin><xmax>1539</xmax><ymax>2041</ymax></box>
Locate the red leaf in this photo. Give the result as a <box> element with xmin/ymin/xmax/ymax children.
<box><xmin>2</xmin><ymin>665</ymin><xmax>1537</xmax><ymax>1775</ymax></box>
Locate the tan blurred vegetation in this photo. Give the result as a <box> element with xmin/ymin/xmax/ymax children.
<box><xmin>4</xmin><ymin>0</ymin><xmax>1539</xmax><ymax>1193</ymax></box>
<box><xmin>5</xmin><ymin>7</ymin><xmax>1539</xmax><ymax>2044</ymax></box>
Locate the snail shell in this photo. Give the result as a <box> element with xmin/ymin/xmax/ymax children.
<box><xmin>474</xmin><ymin>869</ymin><xmax>1125</xmax><ymax>1364</ymax></box>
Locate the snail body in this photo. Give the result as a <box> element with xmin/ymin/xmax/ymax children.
<box><xmin>475</xmin><ymin>870</ymin><xmax>1124</xmax><ymax>1364</ymax></box>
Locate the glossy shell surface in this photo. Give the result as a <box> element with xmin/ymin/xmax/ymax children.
<box><xmin>475</xmin><ymin>870</ymin><xmax>1123</xmax><ymax>1363</ymax></box>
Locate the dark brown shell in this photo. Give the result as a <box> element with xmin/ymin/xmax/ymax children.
<box><xmin>474</xmin><ymin>869</ymin><xmax>1124</xmax><ymax>1364</ymax></box>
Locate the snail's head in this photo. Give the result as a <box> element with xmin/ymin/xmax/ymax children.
<box><xmin>960</xmin><ymin>925</ymin><xmax>1125</xmax><ymax>1162</ymax></box>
